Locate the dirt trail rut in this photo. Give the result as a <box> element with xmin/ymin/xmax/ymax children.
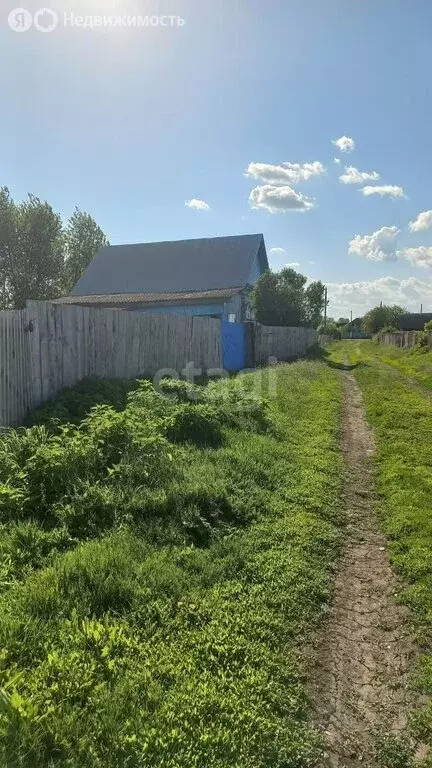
<box><xmin>313</xmin><ymin>372</ymin><xmax>417</xmax><ymax>767</ymax></box>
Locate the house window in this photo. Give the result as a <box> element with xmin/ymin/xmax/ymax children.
<box><xmin>228</xmin><ymin>313</ymin><xmax>236</xmax><ymax>323</ymax></box>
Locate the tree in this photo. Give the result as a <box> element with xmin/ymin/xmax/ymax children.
<box><xmin>0</xmin><ymin>187</ymin><xmax>16</xmax><ymax>309</ymax></box>
<box><xmin>362</xmin><ymin>304</ymin><xmax>406</xmax><ymax>335</ymax></box>
<box><xmin>63</xmin><ymin>208</ymin><xmax>109</xmax><ymax>294</ymax></box>
<box><xmin>318</xmin><ymin>320</ymin><xmax>341</xmax><ymax>339</ymax></box>
<box><xmin>0</xmin><ymin>191</ymin><xmax>64</xmax><ymax>309</ymax></box>
<box><xmin>0</xmin><ymin>190</ymin><xmax>108</xmax><ymax>309</ymax></box>
<box><xmin>305</xmin><ymin>280</ymin><xmax>326</xmax><ymax>327</ymax></box>
<box><xmin>252</xmin><ymin>267</ymin><xmax>326</xmax><ymax>327</ymax></box>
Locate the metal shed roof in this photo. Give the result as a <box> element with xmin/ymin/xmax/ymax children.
<box><xmin>72</xmin><ymin>234</ymin><xmax>267</xmax><ymax>297</ymax></box>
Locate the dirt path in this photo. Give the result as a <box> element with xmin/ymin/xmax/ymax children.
<box><xmin>312</xmin><ymin>372</ymin><xmax>418</xmax><ymax>767</ymax></box>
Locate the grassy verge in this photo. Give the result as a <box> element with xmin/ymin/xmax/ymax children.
<box><xmin>328</xmin><ymin>339</ymin><xmax>432</xmax><ymax>390</ymax></box>
<box><xmin>0</xmin><ymin>362</ymin><xmax>342</xmax><ymax>767</ymax></box>
<box><xmin>329</xmin><ymin>341</ymin><xmax>432</xmax><ymax>750</ymax></box>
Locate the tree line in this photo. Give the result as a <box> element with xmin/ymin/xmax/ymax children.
<box><xmin>323</xmin><ymin>305</ymin><xmax>408</xmax><ymax>338</ymax></box>
<box><xmin>0</xmin><ymin>187</ymin><xmax>108</xmax><ymax>310</ymax></box>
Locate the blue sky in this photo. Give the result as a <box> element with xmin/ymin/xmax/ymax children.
<box><xmin>2</xmin><ymin>0</ymin><xmax>432</xmax><ymax>317</ymax></box>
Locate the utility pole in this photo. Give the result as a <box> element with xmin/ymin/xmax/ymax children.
<box><xmin>350</xmin><ymin>310</ymin><xmax>353</xmax><ymax>323</ymax></box>
<box><xmin>324</xmin><ymin>286</ymin><xmax>328</xmax><ymax>331</ymax></box>
<box><xmin>421</xmin><ymin>303</ymin><xmax>423</xmax><ymax>315</ymax></box>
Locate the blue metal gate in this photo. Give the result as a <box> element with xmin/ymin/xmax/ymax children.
<box><xmin>221</xmin><ymin>321</ymin><xmax>245</xmax><ymax>372</ymax></box>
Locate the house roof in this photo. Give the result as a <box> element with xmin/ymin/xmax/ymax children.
<box><xmin>399</xmin><ymin>312</ymin><xmax>432</xmax><ymax>331</ymax></box>
<box><xmin>54</xmin><ymin>287</ymin><xmax>243</xmax><ymax>307</ymax></box>
<box><xmin>72</xmin><ymin>234</ymin><xmax>267</xmax><ymax>297</ymax></box>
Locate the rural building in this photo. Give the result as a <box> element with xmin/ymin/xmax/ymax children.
<box><xmin>399</xmin><ymin>313</ymin><xmax>432</xmax><ymax>331</ymax></box>
<box><xmin>56</xmin><ymin>234</ymin><xmax>269</xmax><ymax>322</ymax></box>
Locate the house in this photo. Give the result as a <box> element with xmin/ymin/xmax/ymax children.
<box><xmin>399</xmin><ymin>313</ymin><xmax>432</xmax><ymax>331</ymax></box>
<box><xmin>56</xmin><ymin>234</ymin><xmax>269</xmax><ymax>322</ymax></box>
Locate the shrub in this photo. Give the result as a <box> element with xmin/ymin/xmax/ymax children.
<box><xmin>416</xmin><ymin>319</ymin><xmax>432</xmax><ymax>349</ymax></box>
<box><xmin>23</xmin><ymin>376</ymin><xmax>139</xmax><ymax>429</ymax></box>
<box><xmin>167</xmin><ymin>404</ymin><xmax>223</xmax><ymax>447</ymax></box>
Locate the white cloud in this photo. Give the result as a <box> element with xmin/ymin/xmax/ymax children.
<box><xmin>327</xmin><ymin>276</ymin><xmax>432</xmax><ymax>318</ymax></box>
<box><xmin>339</xmin><ymin>166</ymin><xmax>380</xmax><ymax>185</ymax></box>
<box><xmin>397</xmin><ymin>246</ymin><xmax>432</xmax><ymax>269</ymax></box>
<box><xmin>333</xmin><ymin>157</ymin><xmax>341</xmax><ymax>165</ymax></box>
<box><xmin>360</xmin><ymin>184</ymin><xmax>405</xmax><ymax>198</ymax></box>
<box><xmin>348</xmin><ymin>225</ymin><xmax>400</xmax><ymax>262</ymax></box>
<box><xmin>185</xmin><ymin>198</ymin><xmax>210</xmax><ymax>211</ymax></box>
<box><xmin>408</xmin><ymin>210</ymin><xmax>432</xmax><ymax>233</ymax></box>
<box><xmin>249</xmin><ymin>184</ymin><xmax>315</xmax><ymax>213</ymax></box>
<box><xmin>286</xmin><ymin>262</ymin><xmax>300</xmax><ymax>268</ymax></box>
<box><xmin>245</xmin><ymin>161</ymin><xmax>326</xmax><ymax>185</ymax></box>
<box><xmin>269</xmin><ymin>247</ymin><xmax>288</xmax><ymax>257</ymax></box>
<box><xmin>332</xmin><ymin>135</ymin><xmax>355</xmax><ymax>153</ymax></box>
<box><xmin>308</xmin><ymin>260</ymin><xmax>317</xmax><ymax>264</ymax></box>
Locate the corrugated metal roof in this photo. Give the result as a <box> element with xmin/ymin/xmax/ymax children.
<box><xmin>54</xmin><ymin>287</ymin><xmax>243</xmax><ymax>307</ymax></box>
<box><xmin>72</xmin><ymin>234</ymin><xmax>267</xmax><ymax>297</ymax></box>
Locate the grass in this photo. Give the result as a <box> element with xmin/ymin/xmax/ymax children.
<box><xmin>328</xmin><ymin>338</ymin><xmax>432</xmax><ymax>390</ymax></box>
<box><xmin>329</xmin><ymin>341</ymin><xmax>432</xmax><ymax>752</ymax></box>
<box><xmin>23</xmin><ymin>376</ymin><xmax>140</xmax><ymax>430</ymax></box>
<box><xmin>0</xmin><ymin>362</ymin><xmax>343</xmax><ymax>767</ymax></box>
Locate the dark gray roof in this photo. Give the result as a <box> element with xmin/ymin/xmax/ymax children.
<box><xmin>399</xmin><ymin>313</ymin><xmax>432</xmax><ymax>331</ymax></box>
<box><xmin>72</xmin><ymin>234</ymin><xmax>268</xmax><ymax>297</ymax></box>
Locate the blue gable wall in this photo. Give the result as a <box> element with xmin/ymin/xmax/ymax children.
<box><xmin>247</xmin><ymin>240</ymin><xmax>268</xmax><ymax>286</ymax></box>
<box><xmin>248</xmin><ymin>253</ymin><xmax>261</xmax><ymax>285</ymax></box>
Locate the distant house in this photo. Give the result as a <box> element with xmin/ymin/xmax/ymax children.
<box><xmin>56</xmin><ymin>234</ymin><xmax>269</xmax><ymax>322</ymax></box>
<box><xmin>399</xmin><ymin>313</ymin><xmax>432</xmax><ymax>331</ymax></box>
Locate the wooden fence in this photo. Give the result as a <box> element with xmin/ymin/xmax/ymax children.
<box><xmin>254</xmin><ymin>325</ymin><xmax>317</xmax><ymax>365</ymax></box>
<box><xmin>0</xmin><ymin>302</ymin><xmax>223</xmax><ymax>427</ymax></box>
<box><xmin>376</xmin><ymin>330</ymin><xmax>432</xmax><ymax>349</ymax></box>
<box><xmin>0</xmin><ymin>302</ymin><xmax>319</xmax><ymax>428</ymax></box>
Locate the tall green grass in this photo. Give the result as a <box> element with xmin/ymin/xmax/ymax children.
<box><xmin>330</xmin><ymin>342</ymin><xmax>432</xmax><ymax>748</ymax></box>
<box><xmin>0</xmin><ymin>362</ymin><xmax>343</xmax><ymax>767</ymax></box>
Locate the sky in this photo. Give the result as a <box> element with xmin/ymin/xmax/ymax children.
<box><xmin>2</xmin><ymin>0</ymin><xmax>432</xmax><ymax>318</ymax></box>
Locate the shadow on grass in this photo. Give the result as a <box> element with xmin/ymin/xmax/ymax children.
<box><xmin>325</xmin><ymin>360</ymin><xmax>362</xmax><ymax>371</ymax></box>
<box><xmin>306</xmin><ymin>345</ymin><xmax>366</xmax><ymax>371</ymax></box>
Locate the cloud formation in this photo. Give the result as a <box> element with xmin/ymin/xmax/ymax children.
<box><xmin>245</xmin><ymin>161</ymin><xmax>325</xmax><ymax>185</ymax></box>
<box><xmin>268</xmin><ymin>247</ymin><xmax>288</xmax><ymax>258</ymax></box>
<box><xmin>408</xmin><ymin>210</ymin><xmax>432</xmax><ymax>233</ymax></box>
<box><xmin>360</xmin><ymin>185</ymin><xmax>405</xmax><ymax>198</ymax></box>
<box><xmin>348</xmin><ymin>226</ymin><xmax>400</xmax><ymax>262</ymax></box>
<box><xmin>397</xmin><ymin>247</ymin><xmax>432</xmax><ymax>269</ymax></box>
<box><xmin>185</xmin><ymin>198</ymin><xmax>210</xmax><ymax>211</ymax></box>
<box><xmin>327</xmin><ymin>276</ymin><xmax>432</xmax><ymax>318</ymax></box>
<box><xmin>249</xmin><ymin>184</ymin><xmax>315</xmax><ymax>213</ymax></box>
<box><xmin>339</xmin><ymin>166</ymin><xmax>380</xmax><ymax>185</ymax></box>
<box><xmin>332</xmin><ymin>135</ymin><xmax>355</xmax><ymax>153</ymax></box>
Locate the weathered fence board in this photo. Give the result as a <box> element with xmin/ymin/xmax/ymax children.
<box><xmin>377</xmin><ymin>330</ymin><xmax>419</xmax><ymax>348</ymax></box>
<box><xmin>377</xmin><ymin>330</ymin><xmax>432</xmax><ymax>349</ymax></box>
<box><xmin>255</xmin><ymin>325</ymin><xmax>317</xmax><ymax>365</ymax></box>
<box><xmin>0</xmin><ymin>310</ymin><xmax>32</xmax><ymax>427</ymax></box>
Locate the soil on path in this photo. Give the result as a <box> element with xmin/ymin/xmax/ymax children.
<box><xmin>312</xmin><ymin>371</ymin><xmax>419</xmax><ymax>767</ymax></box>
